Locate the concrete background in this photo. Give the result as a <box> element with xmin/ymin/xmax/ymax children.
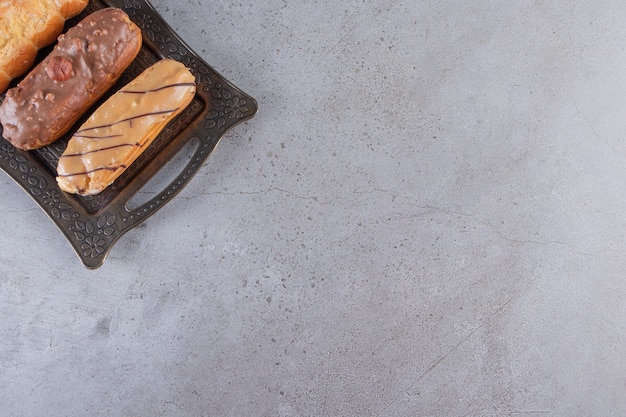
<box><xmin>2</xmin><ymin>0</ymin><xmax>626</xmax><ymax>416</ymax></box>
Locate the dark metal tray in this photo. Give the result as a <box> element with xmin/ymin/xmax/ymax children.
<box><xmin>0</xmin><ymin>0</ymin><xmax>257</xmax><ymax>269</ymax></box>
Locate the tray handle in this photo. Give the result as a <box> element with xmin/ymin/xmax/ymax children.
<box><xmin>118</xmin><ymin>135</ymin><xmax>209</xmax><ymax>227</ymax></box>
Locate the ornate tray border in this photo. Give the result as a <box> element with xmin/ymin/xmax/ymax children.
<box><xmin>0</xmin><ymin>0</ymin><xmax>257</xmax><ymax>269</ymax></box>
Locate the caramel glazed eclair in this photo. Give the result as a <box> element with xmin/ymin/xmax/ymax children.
<box><xmin>0</xmin><ymin>8</ymin><xmax>142</xmax><ymax>150</ymax></box>
<box><xmin>56</xmin><ymin>59</ymin><xmax>196</xmax><ymax>196</ymax></box>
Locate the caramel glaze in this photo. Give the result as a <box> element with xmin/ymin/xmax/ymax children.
<box><xmin>56</xmin><ymin>59</ymin><xmax>196</xmax><ymax>195</ymax></box>
<box><xmin>0</xmin><ymin>8</ymin><xmax>142</xmax><ymax>150</ymax></box>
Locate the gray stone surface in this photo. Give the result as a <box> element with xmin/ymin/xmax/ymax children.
<box><xmin>2</xmin><ymin>0</ymin><xmax>626</xmax><ymax>416</ymax></box>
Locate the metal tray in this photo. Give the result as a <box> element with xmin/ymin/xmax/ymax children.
<box><xmin>0</xmin><ymin>0</ymin><xmax>257</xmax><ymax>269</ymax></box>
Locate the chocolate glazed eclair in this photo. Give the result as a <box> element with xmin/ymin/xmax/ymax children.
<box><xmin>0</xmin><ymin>8</ymin><xmax>142</xmax><ymax>150</ymax></box>
<box><xmin>56</xmin><ymin>59</ymin><xmax>196</xmax><ymax>196</ymax></box>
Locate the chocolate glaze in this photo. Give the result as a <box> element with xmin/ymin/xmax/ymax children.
<box><xmin>72</xmin><ymin>134</ymin><xmax>125</xmax><ymax>140</ymax></box>
<box><xmin>75</xmin><ymin>108</ymin><xmax>179</xmax><ymax>134</ymax></box>
<box><xmin>0</xmin><ymin>8</ymin><xmax>141</xmax><ymax>150</ymax></box>
<box><xmin>59</xmin><ymin>143</ymin><xmax>138</xmax><ymax>158</ymax></box>
<box><xmin>57</xmin><ymin>164</ymin><xmax>126</xmax><ymax>177</ymax></box>
<box><xmin>119</xmin><ymin>82</ymin><xmax>196</xmax><ymax>94</ymax></box>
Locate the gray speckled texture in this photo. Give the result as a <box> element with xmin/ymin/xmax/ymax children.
<box><xmin>2</xmin><ymin>1</ymin><xmax>626</xmax><ymax>416</ymax></box>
